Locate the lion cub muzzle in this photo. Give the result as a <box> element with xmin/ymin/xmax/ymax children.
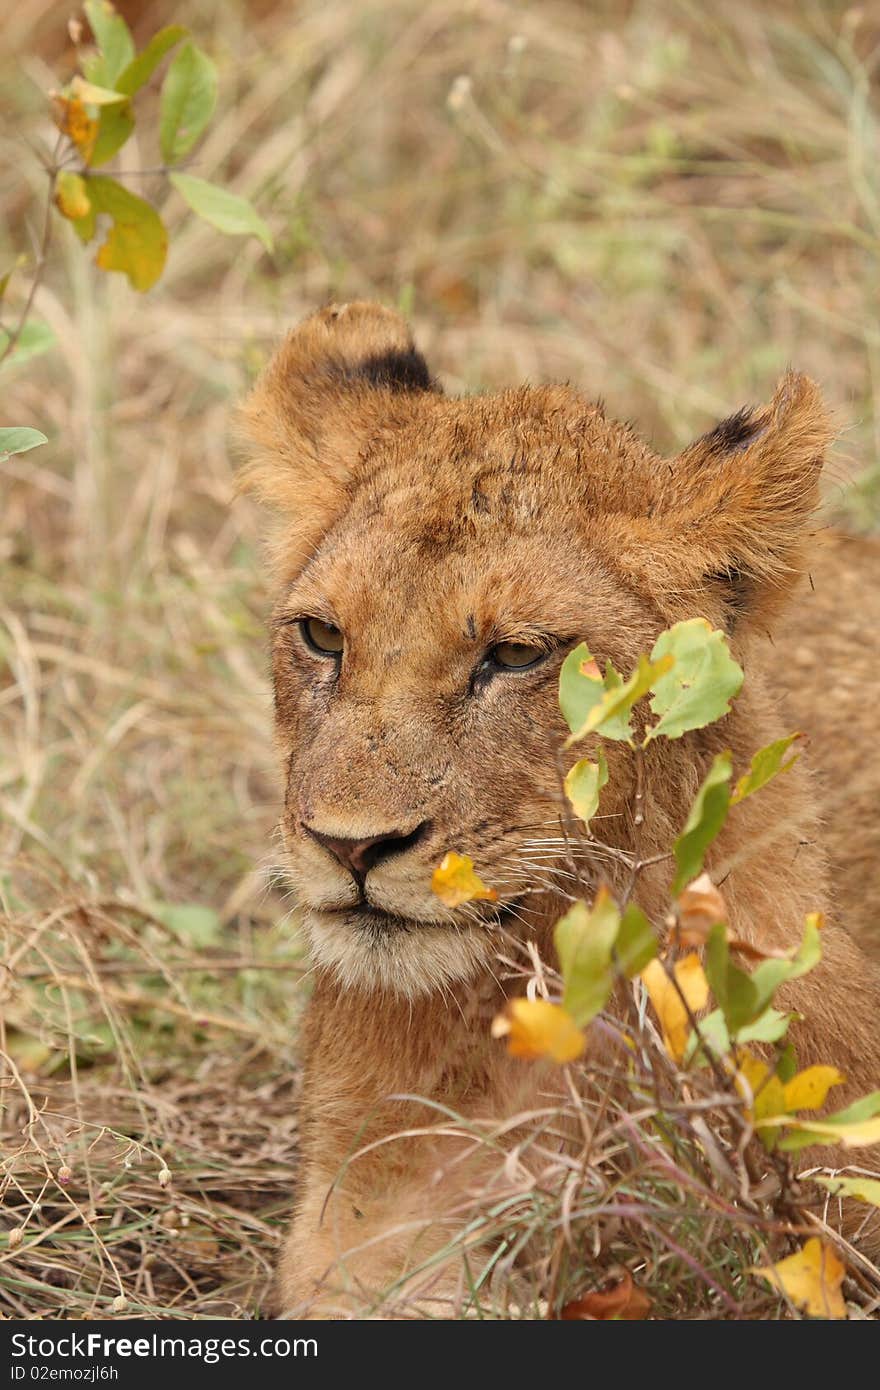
<box><xmin>302</xmin><ymin>818</ymin><xmax>431</xmax><ymax>890</ymax></box>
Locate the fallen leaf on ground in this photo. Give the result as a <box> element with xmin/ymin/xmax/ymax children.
<box><xmin>557</xmin><ymin>1270</ymin><xmax>651</xmax><ymax>1320</ymax></box>
<box><xmin>748</xmin><ymin>1238</ymin><xmax>846</xmax><ymax>1319</ymax></box>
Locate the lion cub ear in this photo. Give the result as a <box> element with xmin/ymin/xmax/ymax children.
<box><xmin>236</xmin><ymin>301</ymin><xmax>437</xmax><ymax>574</ymax></box>
<box><xmin>657</xmin><ymin>371</ymin><xmax>834</xmax><ymax>625</ymax></box>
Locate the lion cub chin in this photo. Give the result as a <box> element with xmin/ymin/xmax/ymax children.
<box><xmin>238</xmin><ymin>301</ymin><xmax>880</xmax><ymax>1317</ymax></box>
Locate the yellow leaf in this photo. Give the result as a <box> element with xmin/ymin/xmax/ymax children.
<box><xmin>431</xmin><ymin>851</ymin><xmax>498</xmax><ymax>908</ymax></box>
<box><xmin>733</xmin><ymin>1052</ymin><xmax>787</xmax><ymax>1134</ymax></box>
<box><xmin>68</xmin><ymin>75</ymin><xmax>129</xmax><ymax>106</ymax></box>
<box><xmin>51</xmin><ymin>95</ymin><xmax>98</xmax><ymax>162</ymax></box>
<box><xmin>641</xmin><ymin>953</ymin><xmax>709</xmax><ymax>1061</ymax></box>
<box><xmin>88</xmin><ymin>176</ymin><xmax>168</xmax><ymax>292</ymax></box>
<box><xmin>491</xmin><ymin>998</ymin><xmax>585</xmax><ymax>1063</ymax></box>
<box><xmin>748</xmin><ymin>1238</ymin><xmax>846</xmax><ymax>1319</ymax></box>
<box><xmin>674</xmin><ymin>871</ymin><xmax>726</xmax><ymax>946</ymax></box>
<box><xmin>782</xmin><ymin>1065</ymin><xmax>846</xmax><ymax>1112</ymax></box>
<box><xmin>563</xmin><ymin>749</ymin><xmax>608</xmax><ymax>826</ymax></box>
<box><xmin>767</xmin><ymin>1115</ymin><xmax>880</xmax><ymax>1148</ymax></box>
<box><xmin>734</xmin><ymin>1051</ymin><xmax>769</xmax><ymax>1095</ymax></box>
<box><xmin>55</xmin><ymin>171</ymin><xmax>92</xmax><ymax>222</ymax></box>
<box><xmin>812</xmin><ymin>1175</ymin><xmax>880</xmax><ymax>1208</ymax></box>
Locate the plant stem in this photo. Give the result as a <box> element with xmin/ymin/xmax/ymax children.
<box><xmin>0</xmin><ymin>135</ymin><xmax>64</xmax><ymax>368</ymax></box>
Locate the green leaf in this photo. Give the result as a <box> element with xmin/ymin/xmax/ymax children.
<box><xmin>585</xmin><ymin>663</ymin><xmax>636</xmax><ymax>742</ymax></box>
<box><xmin>83</xmin><ymin>1</ymin><xmax>135</xmax><ymax>87</ymax></box>
<box><xmin>812</xmin><ymin>1175</ymin><xmax>880</xmax><ymax>1208</ymax></box>
<box><xmin>731</xmin><ymin>733</ymin><xmax>803</xmax><ymax>805</ymax></box>
<box><xmin>563</xmin><ymin>748</ymin><xmax>608</xmax><ymax>826</ymax></box>
<box><xmin>88</xmin><ymin>176</ymin><xmax>168</xmax><ymax>291</ymax></box>
<box><xmin>0</xmin><ymin>320</ymin><xmax>56</xmax><ymax>374</ymax></box>
<box><xmin>705</xmin><ymin>916</ymin><xmax>818</xmax><ymax>1037</ymax></box>
<box><xmin>687</xmin><ymin>1003</ymin><xmax>794</xmax><ymax>1065</ymax></box>
<box><xmin>683</xmin><ymin>1007</ymin><xmax>730</xmax><ymax>1065</ymax></box>
<box><xmin>748</xmin><ymin>914</ymin><xmax>822</xmax><ymax>1018</ymax></box>
<box><xmin>819</xmin><ymin>1089</ymin><xmax>880</xmax><ymax>1125</ymax></box>
<box><xmin>568</xmin><ymin>651</ymin><xmax>673</xmax><ymax>746</ymax></box>
<box><xmin>555</xmin><ymin>889</ymin><xmax>620</xmax><ymax>1027</ymax></box>
<box><xmin>775</xmin><ymin>1089</ymin><xmax>880</xmax><ymax>1152</ymax></box>
<box><xmin>169</xmin><ymin>173</ymin><xmax>274</xmax><ymax>252</ymax></box>
<box><xmin>614</xmin><ymin>903</ymin><xmax>657</xmax><ymax>977</ymax></box>
<box><xmin>777</xmin><ymin>1041</ymin><xmax>799</xmax><ymax>1084</ymax></box>
<box><xmin>559</xmin><ymin>642</ymin><xmax>604</xmax><ymax>735</ymax></box>
<box><xmin>90</xmin><ymin>101</ymin><xmax>135</xmax><ymax>167</ymax></box>
<box><xmin>671</xmin><ymin>751</ymin><xmax>732</xmax><ymax>895</ymax></box>
<box><xmin>152</xmin><ymin>901</ymin><xmax>221</xmax><ymax>948</ymax></box>
<box><xmin>116</xmin><ymin>25</ymin><xmax>188</xmax><ymax>97</ymax></box>
<box><xmin>0</xmin><ymin>427</ymin><xmax>48</xmax><ymax>457</ymax></box>
<box><xmin>559</xmin><ymin>644</ymin><xmax>636</xmax><ymax>743</ymax></box>
<box><xmin>705</xmin><ymin>921</ymin><xmax>759</xmax><ymax>1032</ymax></box>
<box><xmin>646</xmin><ymin>619</ymin><xmax>744</xmax><ymax>743</ymax></box>
<box><xmin>159</xmin><ymin>42</ymin><xmax>218</xmax><ymax>163</ymax></box>
<box><xmin>736</xmin><ymin>1008</ymin><xmax>795</xmax><ymax>1045</ymax></box>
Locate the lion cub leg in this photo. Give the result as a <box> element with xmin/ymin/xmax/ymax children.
<box><xmin>276</xmin><ymin>1135</ymin><xmax>509</xmax><ymax>1320</ymax></box>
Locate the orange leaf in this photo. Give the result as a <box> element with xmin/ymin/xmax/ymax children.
<box><xmin>491</xmin><ymin>998</ymin><xmax>585</xmax><ymax>1064</ymax></box>
<box><xmin>431</xmin><ymin>851</ymin><xmax>497</xmax><ymax>908</ymax></box>
<box><xmin>557</xmin><ymin>1270</ymin><xmax>651</xmax><ymax>1320</ymax></box>
<box><xmin>51</xmin><ymin>95</ymin><xmax>98</xmax><ymax>163</ymax></box>
<box><xmin>674</xmin><ymin>871</ymin><xmax>726</xmax><ymax>945</ymax></box>
<box><xmin>748</xmin><ymin>1238</ymin><xmax>846</xmax><ymax>1319</ymax></box>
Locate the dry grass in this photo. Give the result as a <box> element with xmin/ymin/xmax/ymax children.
<box><xmin>2</xmin><ymin>0</ymin><xmax>879</xmax><ymax>1319</ymax></box>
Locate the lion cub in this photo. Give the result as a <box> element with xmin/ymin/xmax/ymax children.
<box><xmin>239</xmin><ymin>302</ymin><xmax>880</xmax><ymax>1317</ymax></box>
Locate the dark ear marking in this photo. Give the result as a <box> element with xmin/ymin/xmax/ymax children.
<box><xmin>706</xmin><ymin>565</ymin><xmax>752</xmax><ymax>633</ymax></box>
<box><xmin>696</xmin><ymin>406</ymin><xmax>767</xmax><ymax>459</ymax></box>
<box><xmin>344</xmin><ymin>348</ymin><xmax>435</xmax><ymax>393</ymax></box>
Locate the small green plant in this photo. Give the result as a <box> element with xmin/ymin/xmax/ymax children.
<box><xmin>1</xmin><ymin>1</ymin><xmax>272</xmax><ymax>449</ymax></box>
<box><xmin>458</xmin><ymin>618</ymin><xmax>880</xmax><ymax>1319</ymax></box>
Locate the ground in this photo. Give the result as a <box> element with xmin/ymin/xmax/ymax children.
<box><xmin>2</xmin><ymin>0</ymin><xmax>879</xmax><ymax>1319</ymax></box>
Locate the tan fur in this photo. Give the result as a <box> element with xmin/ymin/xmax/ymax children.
<box><xmin>238</xmin><ymin>302</ymin><xmax>880</xmax><ymax>1316</ymax></box>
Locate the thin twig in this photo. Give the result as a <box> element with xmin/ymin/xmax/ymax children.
<box><xmin>0</xmin><ymin>134</ymin><xmax>64</xmax><ymax>367</ymax></box>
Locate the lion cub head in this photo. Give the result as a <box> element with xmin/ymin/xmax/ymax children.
<box><xmin>239</xmin><ymin>302</ymin><xmax>831</xmax><ymax>999</ymax></box>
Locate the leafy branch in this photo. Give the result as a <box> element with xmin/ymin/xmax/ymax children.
<box><xmin>2</xmin><ymin>0</ymin><xmax>274</xmax><ymax>456</ymax></box>
<box><xmin>435</xmin><ymin>616</ymin><xmax>880</xmax><ymax>1319</ymax></box>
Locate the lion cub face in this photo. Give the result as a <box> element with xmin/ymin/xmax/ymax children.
<box><xmin>240</xmin><ymin>303</ymin><xmax>830</xmax><ymax>999</ymax></box>
<box><xmin>270</xmin><ymin>413</ymin><xmax>656</xmax><ymax>995</ymax></box>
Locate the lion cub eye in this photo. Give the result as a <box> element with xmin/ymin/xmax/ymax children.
<box><xmin>486</xmin><ymin>641</ymin><xmax>547</xmax><ymax>671</ymax></box>
<box><xmin>300</xmin><ymin>617</ymin><xmax>344</xmax><ymax>656</ymax></box>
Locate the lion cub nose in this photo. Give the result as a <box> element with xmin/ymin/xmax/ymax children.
<box><xmin>305</xmin><ymin>821</ymin><xmax>430</xmax><ymax>885</ymax></box>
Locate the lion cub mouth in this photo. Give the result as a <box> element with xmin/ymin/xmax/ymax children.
<box><xmin>322</xmin><ymin>904</ymin><xmax>419</xmax><ymax>933</ymax></box>
<box><xmin>312</xmin><ymin>899</ymin><xmax>518</xmax><ymax>935</ymax></box>
<box><xmin>301</xmin><ymin>896</ymin><xmax>521</xmax><ymax>996</ymax></box>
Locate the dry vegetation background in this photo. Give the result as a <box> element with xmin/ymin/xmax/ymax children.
<box><xmin>2</xmin><ymin>0</ymin><xmax>880</xmax><ymax>1319</ymax></box>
